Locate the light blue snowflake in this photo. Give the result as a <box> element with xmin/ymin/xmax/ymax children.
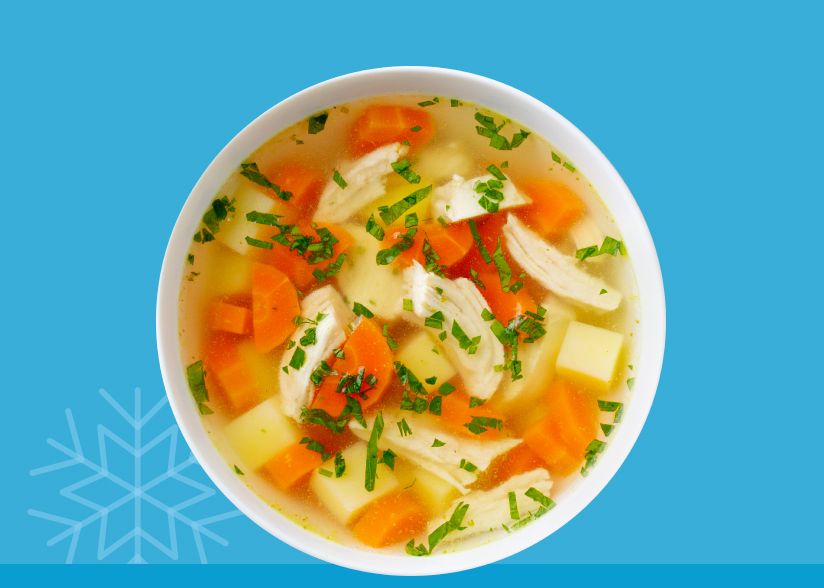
<box><xmin>28</xmin><ymin>387</ymin><xmax>242</xmax><ymax>563</ymax></box>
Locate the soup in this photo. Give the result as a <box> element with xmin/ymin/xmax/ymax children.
<box><xmin>178</xmin><ymin>95</ymin><xmax>639</xmax><ymax>554</ymax></box>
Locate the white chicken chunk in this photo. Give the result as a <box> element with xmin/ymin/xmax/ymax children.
<box><xmin>431</xmin><ymin>173</ymin><xmax>531</xmax><ymax>223</ymax></box>
<box><xmin>403</xmin><ymin>262</ymin><xmax>504</xmax><ymax>399</ymax></box>
<box><xmin>349</xmin><ymin>411</ymin><xmax>520</xmax><ymax>494</ymax></box>
<box><xmin>278</xmin><ymin>285</ymin><xmax>354</xmax><ymax>420</ymax></box>
<box><xmin>503</xmin><ymin>214</ymin><xmax>621</xmax><ymax>312</ymax></box>
<box><xmin>426</xmin><ymin>469</ymin><xmax>553</xmax><ymax>547</ymax></box>
<box><xmin>313</xmin><ymin>143</ymin><xmax>407</xmax><ymax>223</ymax></box>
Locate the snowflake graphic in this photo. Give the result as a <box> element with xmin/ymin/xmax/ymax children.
<box><xmin>28</xmin><ymin>387</ymin><xmax>242</xmax><ymax>563</ymax></box>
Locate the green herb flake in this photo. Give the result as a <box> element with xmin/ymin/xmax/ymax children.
<box><xmin>508</xmin><ymin>491</ymin><xmax>520</xmax><ymax>520</ymax></box>
<box><xmin>459</xmin><ymin>458</ymin><xmax>478</xmax><ymax>473</ymax></box>
<box><xmin>417</xmin><ymin>97</ymin><xmax>440</xmax><ymax>107</ymax></box>
<box><xmin>432</xmin><ymin>438</ymin><xmax>446</xmax><ymax>447</ymax></box>
<box><xmin>353</xmin><ymin>302</ymin><xmax>374</xmax><ymax>318</ymax></box>
<box><xmin>289</xmin><ymin>347</ymin><xmax>306</xmax><ymax>370</ymax></box>
<box><xmin>307</xmin><ymin>111</ymin><xmax>329</xmax><ymax>134</ymax></box>
<box><xmin>551</xmin><ymin>151</ymin><xmax>562</xmax><ymax>164</ymax></box>
<box><xmin>525</xmin><ymin>487</ymin><xmax>555</xmax><ymax>509</ymax></box>
<box><xmin>576</xmin><ymin>236</ymin><xmax>626</xmax><ymax>261</ymax></box>
<box><xmin>464</xmin><ymin>416</ymin><xmax>503</xmax><ymax>435</ymax></box>
<box><xmin>240</xmin><ymin>163</ymin><xmax>292</xmax><ymax>201</ymax></box>
<box><xmin>581</xmin><ymin>439</ymin><xmax>607</xmax><ymax>476</ymax></box>
<box><xmin>402</xmin><ymin>298</ymin><xmax>414</xmax><ymax>311</ymax></box>
<box><xmin>186</xmin><ymin>361</ymin><xmax>212</xmax><ymax>415</ymax></box>
<box><xmin>563</xmin><ymin>161</ymin><xmax>577</xmax><ymax>173</ymax></box>
<box><xmin>365</xmin><ymin>214</ymin><xmax>386</xmax><ymax>241</ymax></box>
<box><xmin>186</xmin><ymin>254</ymin><xmax>195</xmax><ymax>265</ymax></box>
<box><xmin>378</xmin><ymin>185</ymin><xmax>432</xmax><ymax>225</ymax></box>
<box><xmin>438</xmin><ymin>382</ymin><xmax>456</xmax><ymax>395</ymax></box>
<box><xmin>424</xmin><ymin>310</ymin><xmax>445</xmax><ymax>330</ymax></box>
<box><xmin>332</xmin><ymin>169</ymin><xmax>348</xmax><ymax>189</ymax></box>
<box><xmin>451</xmin><ymin>320</ymin><xmax>480</xmax><ymax>354</ymax></box>
<box><xmin>380</xmin><ymin>448</ymin><xmax>396</xmax><ymax>470</ymax></box>
<box><xmin>392</xmin><ymin>159</ymin><xmax>422</xmax><ymax>184</ymax></box>
<box><xmin>410</xmin><ymin>125</ymin><xmax>423</xmax><ymax>133</ymax></box>
<box><xmin>334</xmin><ymin>451</ymin><xmax>346</xmax><ymax>477</ymax></box>
<box><xmin>365</xmin><ymin>412</ymin><xmax>385</xmax><ymax>491</ymax></box>
<box><xmin>600</xmin><ymin>423</ymin><xmax>615</xmax><ymax>436</ymax></box>
<box><xmin>233</xmin><ymin>464</ymin><xmax>244</xmax><ymax>475</ymax></box>
<box><xmin>245</xmin><ymin>236</ymin><xmax>273</xmax><ymax>249</ymax></box>
<box><xmin>318</xmin><ymin>468</ymin><xmax>333</xmax><ymax>478</ymax></box>
<box><xmin>382</xmin><ymin>324</ymin><xmax>399</xmax><ymax>351</ymax></box>
<box><xmin>406</xmin><ymin>502</ymin><xmax>469</xmax><ymax>556</ymax></box>
<box><xmin>397</xmin><ymin>418</ymin><xmax>413</xmax><ymax>437</ymax></box>
<box><xmin>300</xmin><ymin>436</ymin><xmax>331</xmax><ymax>461</ymax></box>
<box><xmin>450</xmin><ymin>98</ymin><xmax>462</xmax><ymax>107</ymax></box>
<box><xmin>429</xmin><ymin>395</ymin><xmax>443</xmax><ymax>416</ymax></box>
<box><xmin>469</xmin><ymin>397</ymin><xmax>486</xmax><ymax>408</ymax></box>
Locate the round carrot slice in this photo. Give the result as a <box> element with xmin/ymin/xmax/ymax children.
<box><xmin>251</xmin><ymin>263</ymin><xmax>300</xmax><ymax>353</ymax></box>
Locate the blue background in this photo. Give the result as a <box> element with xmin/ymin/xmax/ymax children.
<box><xmin>2</xmin><ymin>0</ymin><xmax>822</xmax><ymax>567</ymax></box>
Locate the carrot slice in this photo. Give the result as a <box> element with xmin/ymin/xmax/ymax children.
<box><xmin>348</xmin><ymin>104</ymin><xmax>434</xmax><ymax>156</ymax></box>
<box><xmin>203</xmin><ymin>333</ymin><xmax>259</xmax><ymax>414</ymax></box>
<box><xmin>475</xmin><ymin>269</ymin><xmax>536</xmax><ymax>324</ymax></box>
<box><xmin>450</xmin><ymin>212</ymin><xmax>507</xmax><ymax>276</ymax></box>
<box><xmin>262</xmin><ymin>162</ymin><xmax>325</xmax><ymax>211</ymax></box>
<box><xmin>210</xmin><ymin>301</ymin><xmax>251</xmax><ymax>335</ymax></box>
<box><xmin>478</xmin><ymin>442</ymin><xmax>546</xmax><ymax>487</ymax></box>
<box><xmin>519</xmin><ymin>180</ymin><xmax>586</xmax><ymax>240</ymax></box>
<box><xmin>352</xmin><ymin>491</ymin><xmax>428</xmax><ymax>548</ymax></box>
<box><xmin>397</xmin><ymin>222</ymin><xmax>473</xmax><ymax>269</ymax></box>
<box><xmin>262</xmin><ymin>442</ymin><xmax>324</xmax><ymax>490</ymax></box>
<box><xmin>256</xmin><ymin>223</ymin><xmax>353</xmax><ymax>290</ymax></box>
<box><xmin>522</xmin><ymin>379</ymin><xmax>598</xmax><ymax>476</ymax></box>
<box><xmin>251</xmin><ymin>263</ymin><xmax>300</xmax><ymax>353</ymax></box>
<box><xmin>438</xmin><ymin>390</ymin><xmax>506</xmax><ymax>439</ymax></box>
<box><xmin>311</xmin><ymin>318</ymin><xmax>394</xmax><ymax>415</ymax></box>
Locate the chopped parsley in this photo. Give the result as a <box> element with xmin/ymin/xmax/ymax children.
<box><xmin>334</xmin><ymin>451</ymin><xmax>346</xmax><ymax>477</ymax></box>
<box><xmin>300</xmin><ymin>397</ymin><xmax>366</xmax><ymax>434</ymax></box>
<box><xmin>379</xmin><ymin>448</ymin><xmax>396</xmax><ymax>470</ymax></box>
<box><xmin>365</xmin><ymin>214</ymin><xmax>385</xmax><ymax>241</ymax></box>
<box><xmin>450</xmin><ymin>98</ymin><xmax>462</xmax><ymax>107</ymax></box>
<box><xmin>300</xmin><ymin>436</ymin><xmax>330</xmax><ymax>460</ymax></box>
<box><xmin>422</xmin><ymin>238</ymin><xmax>446</xmax><ymax>277</ymax></box>
<box><xmin>428</xmin><ymin>395</ymin><xmax>442</xmax><ymax>415</ymax></box>
<box><xmin>392</xmin><ymin>159</ymin><xmax>422</xmax><ymax>184</ymax></box>
<box><xmin>432</xmin><ymin>438</ymin><xmax>446</xmax><ymax>447</ymax></box>
<box><xmin>365</xmin><ymin>412</ymin><xmax>385</xmax><ymax>491</ymax></box>
<box><xmin>311</xmin><ymin>253</ymin><xmax>347</xmax><ymax>282</ymax></box>
<box><xmin>417</xmin><ymin>97</ymin><xmax>440</xmax><ymax>107</ymax></box>
<box><xmin>576</xmin><ymin>236</ymin><xmax>627</xmax><ymax>261</ymax></box>
<box><xmin>288</xmin><ymin>347</ymin><xmax>306</xmax><ymax>370</ymax></box>
<box><xmin>598</xmin><ymin>400</ymin><xmax>625</xmax><ymax>423</ymax></box>
<box><xmin>581</xmin><ymin>439</ymin><xmax>606</xmax><ymax>476</ymax></box>
<box><xmin>406</xmin><ymin>502</ymin><xmax>468</xmax><ymax>556</ymax></box>
<box><xmin>377</xmin><ymin>185</ymin><xmax>432</xmax><ymax>225</ymax></box>
<box><xmin>405</xmin><ymin>213</ymin><xmax>419</xmax><ymax>228</ymax></box>
<box><xmin>318</xmin><ymin>468</ymin><xmax>333</xmax><ymax>478</ymax></box>
<box><xmin>307</xmin><ymin>111</ymin><xmax>328</xmax><ymax>134</ymax></box>
<box><xmin>424</xmin><ymin>310</ymin><xmax>445</xmax><ymax>329</ymax></box>
<box><xmin>240</xmin><ymin>162</ymin><xmax>292</xmax><ymax>201</ymax></box>
<box><xmin>352</xmin><ymin>302</ymin><xmax>374</xmax><ymax>318</ymax></box>
<box><xmin>451</xmin><ymin>320</ymin><xmax>481</xmax><ymax>354</ymax></box>
<box><xmin>233</xmin><ymin>464</ymin><xmax>244</xmax><ymax>475</ymax></box>
<box><xmin>468</xmin><ymin>219</ymin><xmax>492</xmax><ymax>263</ymax></box>
<box><xmin>244</xmin><ymin>236</ymin><xmax>273</xmax><ymax>249</ymax></box>
<box><xmin>376</xmin><ymin>227</ymin><xmax>417</xmax><ymax>265</ymax></box>
<box><xmin>193</xmin><ymin>196</ymin><xmax>236</xmax><ymax>243</ymax></box>
<box><xmin>459</xmin><ymin>458</ymin><xmax>478</xmax><ymax>473</ymax></box>
<box><xmin>397</xmin><ymin>418</ymin><xmax>413</xmax><ymax>437</ymax></box>
<box><xmin>508</xmin><ymin>491</ymin><xmax>519</xmax><ymax>520</ymax></box>
<box><xmin>382</xmin><ymin>324</ymin><xmax>399</xmax><ymax>350</ymax></box>
<box><xmin>469</xmin><ymin>396</ymin><xmax>486</xmax><ymax>408</ymax></box>
<box><xmin>464</xmin><ymin>416</ymin><xmax>503</xmax><ymax>435</ymax></box>
<box><xmin>186</xmin><ymin>361</ymin><xmax>212</xmax><ymax>415</ymax></box>
<box><xmin>187</xmin><ymin>254</ymin><xmax>195</xmax><ymax>265</ymax></box>
<box><xmin>491</xmin><ymin>238</ymin><xmax>523</xmax><ymax>293</ymax></box>
<box><xmin>332</xmin><ymin>169</ymin><xmax>347</xmax><ymax>189</ymax></box>
<box><xmin>469</xmin><ymin>268</ymin><xmax>485</xmax><ymax>289</ymax></box>
<box><xmin>474</xmin><ymin>112</ymin><xmax>530</xmax><ymax>150</ymax></box>
<box><xmin>438</xmin><ymin>382</ymin><xmax>455</xmax><ymax>395</ymax></box>
<box><xmin>402</xmin><ymin>298</ymin><xmax>414</xmax><ymax>311</ymax></box>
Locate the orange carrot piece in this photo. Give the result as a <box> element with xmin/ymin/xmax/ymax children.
<box><xmin>348</xmin><ymin>104</ymin><xmax>434</xmax><ymax>156</ymax></box>
<box><xmin>519</xmin><ymin>180</ymin><xmax>586</xmax><ymax>240</ymax></box>
<box><xmin>204</xmin><ymin>333</ymin><xmax>259</xmax><ymax>414</ymax></box>
<box><xmin>251</xmin><ymin>263</ymin><xmax>300</xmax><ymax>353</ymax></box>
<box><xmin>438</xmin><ymin>390</ymin><xmax>506</xmax><ymax>439</ymax></box>
<box><xmin>311</xmin><ymin>318</ymin><xmax>394</xmax><ymax>415</ymax></box>
<box><xmin>397</xmin><ymin>222</ymin><xmax>473</xmax><ymax>269</ymax></box>
<box><xmin>210</xmin><ymin>301</ymin><xmax>251</xmax><ymax>335</ymax></box>
<box><xmin>264</xmin><ymin>162</ymin><xmax>325</xmax><ymax>209</ymax></box>
<box><xmin>450</xmin><ymin>212</ymin><xmax>507</xmax><ymax>276</ymax></box>
<box><xmin>475</xmin><ymin>269</ymin><xmax>536</xmax><ymax>324</ymax></box>
<box><xmin>263</xmin><ymin>443</ymin><xmax>324</xmax><ymax>490</ymax></box>
<box><xmin>523</xmin><ymin>379</ymin><xmax>598</xmax><ymax>476</ymax></box>
<box><xmin>352</xmin><ymin>492</ymin><xmax>428</xmax><ymax>548</ymax></box>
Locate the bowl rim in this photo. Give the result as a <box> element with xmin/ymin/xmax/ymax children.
<box><xmin>156</xmin><ymin>65</ymin><xmax>666</xmax><ymax>575</ymax></box>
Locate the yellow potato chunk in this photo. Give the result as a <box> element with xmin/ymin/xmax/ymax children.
<box><xmin>309</xmin><ymin>442</ymin><xmax>400</xmax><ymax>525</ymax></box>
<box><xmin>394</xmin><ymin>330</ymin><xmax>456</xmax><ymax>392</ymax></box>
<box><xmin>216</xmin><ymin>183</ymin><xmax>287</xmax><ymax>256</ymax></box>
<box><xmin>394</xmin><ymin>461</ymin><xmax>459</xmax><ymax>516</ymax></box>
<box><xmin>224</xmin><ymin>398</ymin><xmax>299</xmax><ymax>469</ymax></box>
<box><xmin>556</xmin><ymin>321</ymin><xmax>624</xmax><ymax>392</ymax></box>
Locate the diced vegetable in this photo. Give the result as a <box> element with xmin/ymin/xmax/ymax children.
<box><xmin>483</xmin><ymin>443</ymin><xmax>546</xmax><ymax>485</ymax></box>
<box><xmin>396</xmin><ymin>222</ymin><xmax>473</xmax><ymax>269</ymax></box>
<box><xmin>349</xmin><ymin>411</ymin><xmax>519</xmax><ymax>494</ymax></box>
<box><xmin>251</xmin><ymin>263</ymin><xmax>300</xmax><ymax>353</ymax></box>
<box><xmin>203</xmin><ymin>247</ymin><xmax>252</xmax><ymax>297</ymax></box>
<box><xmin>394</xmin><ymin>331</ymin><xmax>456</xmax><ymax>393</ymax></box>
<box><xmin>260</xmin><ymin>162</ymin><xmax>325</xmax><ymax>215</ymax></box>
<box><xmin>494</xmin><ymin>298</ymin><xmax>574</xmax><ymax>412</ymax></box>
<box><xmin>263</xmin><ymin>442</ymin><xmax>324</xmax><ymax>490</ymax></box>
<box><xmin>403</xmin><ymin>262</ymin><xmax>504</xmax><ymax>400</ymax></box>
<box><xmin>348</xmin><ymin>105</ymin><xmax>434</xmax><ymax>157</ymax></box>
<box><xmin>311</xmin><ymin>318</ymin><xmax>394</xmax><ymax>416</ymax></box>
<box><xmin>439</xmin><ymin>390</ymin><xmax>506</xmax><ymax>440</ymax></box>
<box><xmin>352</xmin><ymin>491</ymin><xmax>428</xmax><ymax>548</ymax></box>
<box><xmin>556</xmin><ymin>321</ymin><xmax>624</xmax><ymax>392</ymax></box>
<box><xmin>522</xmin><ymin>379</ymin><xmax>598</xmax><ymax>476</ymax></box>
<box><xmin>475</xmin><ymin>268</ymin><xmax>536</xmax><ymax>324</ymax></box>
<box><xmin>210</xmin><ymin>301</ymin><xmax>251</xmax><ymax>335</ymax></box>
<box><xmin>503</xmin><ymin>214</ymin><xmax>621</xmax><ymax>312</ymax></box>
<box><xmin>204</xmin><ymin>333</ymin><xmax>260</xmax><ymax>413</ymax></box>
<box><xmin>215</xmin><ymin>183</ymin><xmax>290</xmax><ymax>256</ymax></box>
<box><xmin>309</xmin><ymin>441</ymin><xmax>401</xmax><ymax>524</ymax></box>
<box><xmin>364</xmin><ymin>178</ymin><xmax>434</xmax><ymax>228</ymax></box>
<box><xmin>395</xmin><ymin>462</ymin><xmax>460</xmax><ymax>515</ymax></box>
<box><xmin>279</xmin><ymin>285</ymin><xmax>354</xmax><ymax>420</ymax></box>
<box><xmin>225</xmin><ymin>398</ymin><xmax>300</xmax><ymax>469</ymax></box>
<box><xmin>314</xmin><ymin>143</ymin><xmax>407</xmax><ymax>223</ymax></box>
<box><xmin>427</xmin><ymin>469</ymin><xmax>553</xmax><ymax>548</ymax></box>
<box><xmin>431</xmin><ymin>174</ymin><xmax>531</xmax><ymax>223</ymax></box>
<box><xmin>414</xmin><ymin>141</ymin><xmax>473</xmax><ymax>183</ymax></box>
<box><xmin>519</xmin><ymin>180</ymin><xmax>586</xmax><ymax>240</ymax></box>
<box><xmin>335</xmin><ymin>223</ymin><xmax>405</xmax><ymax>320</ymax></box>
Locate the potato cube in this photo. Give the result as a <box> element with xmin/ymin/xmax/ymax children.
<box><xmin>225</xmin><ymin>398</ymin><xmax>299</xmax><ymax>469</ymax></box>
<box><xmin>216</xmin><ymin>183</ymin><xmax>287</xmax><ymax>256</ymax></box>
<box><xmin>310</xmin><ymin>442</ymin><xmax>400</xmax><ymax>525</ymax></box>
<box><xmin>393</xmin><ymin>461</ymin><xmax>459</xmax><ymax>516</ymax></box>
<box><xmin>556</xmin><ymin>321</ymin><xmax>624</xmax><ymax>392</ymax></box>
<box><xmin>394</xmin><ymin>330</ymin><xmax>456</xmax><ymax>392</ymax></box>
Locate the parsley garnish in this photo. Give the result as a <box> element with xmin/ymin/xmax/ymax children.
<box><xmin>288</xmin><ymin>347</ymin><xmax>306</xmax><ymax>370</ymax></box>
<box><xmin>332</xmin><ymin>169</ymin><xmax>347</xmax><ymax>189</ymax></box>
<box><xmin>491</xmin><ymin>238</ymin><xmax>523</xmax><ymax>292</ymax></box>
<box><xmin>392</xmin><ymin>159</ymin><xmax>422</xmax><ymax>184</ymax></box>
<box><xmin>468</xmin><ymin>219</ymin><xmax>492</xmax><ymax>264</ymax></box>
<box><xmin>378</xmin><ymin>185</ymin><xmax>432</xmax><ymax>225</ymax></box>
<box><xmin>193</xmin><ymin>196</ymin><xmax>236</xmax><ymax>243</ymax></box>
<box><xmin>365</xmin><ymin>214</ymin><xmax>385</xmax><ymax>241</ymax></box>
<box><xmin>365</xmin><ymin>412</ymin><xmax>385</xmax><ymax>491</ymax></box>
<box><xmin>244</xmin><ymin>236</ymin><xmax>273</xmax><ymax>249</ymax></box>
<box><xmin>424</xmin><ymin>310</ymin><xmax>445</xmax><ymax>329</ymax></box>
<box><xmin>464</xmin><ymin>416</ymin><xmax>503</xmax><ymax>435</ymax></box>
<box><xmin>186</xmin><ymin>361</ymin><xmax>213</xmax><ymax>415</ymax></box>
<box><xmin>234</xmin><ymin>464</ymin><xmax>244</xmax><ymax>475</ymax></box>
<box><xmin>376</xmin><ymin>228</ymin><xmax>417</xmax><ymax>265</ymax></box>
<box><xmin>402</xmin><ymin>298</ymin><xmax>414</xmax><ymax>311</ymax></box>
<box><xmin>469</xmin><ymin>268</ymin><xmax>485</xmax><ymax>289</ymax></box>
<box><xmin>581</xmin><ymin>439</ymin><xmax>606</xmax><ymax>476</ymax></box>
<box><xmin>459</xmin><ymin>458</ymin><xmax>478</xmax><ymax>472</ymax></box>
<box><xmin>469</xmin><ymin>397</ymin><xmax>485</xmax><ymax>408</ymax></box>
<box><xmin>432</xmin><ymin>438</ymin><xmax>446</xmax><ymax>447</ymax></box>
<box><xmin>422</xmin><ymin>238</ymin><xmax>446</xmax><ymax>277</ymax></box>
<box><xmin>379</xmin><ymin>448</ymin><xmax>396</xmax><ymax>470</ymax></box>
<box><xmin>417</xmin><ymin>97</ymin><xmax>440</xmax><ymax>107</ymax></box>
<box><xmin>300</xmin><ymin>436</ymin><xmax>330</xmax><ymax>461</ymax></box>
<box><xmin>450</xmin><ymin>98</ymin><xmax>462</xmax><ymax>107</ymax></box>
<box><xmin>474</xmin><ymin>112</ymin><xmax>530</xmax><ymax>150</ymax></box>
<box><xmin>240</xmin><ymin>163</ymin><xmax>292</xmax><ymax>201</ymax></box>
<box><xmin>508</xmin><ymin>491</ymin><xmax>519</xmax><ymax>520</ymax></box>
<box><xmin>307</xmin><ymin>112</ymin><xmax>328</xmax><ymax>134</ymax></box>
<box><xmin>312</xmin><ymin>253</ymin><xmax>347</xmax><ymax>282</ymax></box>
<box><xmin>352</xmin><ymin>302</ymin><xmax>374</xmax><ymax>318</ymax></box>
<box><xmin>576</xmin><ymin>236</ymin><xmax>627</xmax><ymax>261</ymax></box>
<box><xmin>451</xmin><ymin>320</ymin><xmax>481</xmax><ymax>354</ymax></box>
<box><xmin>397</xmin><ymin>418</ymin><xmax>413</xmax><ymax>437</ymax></box>
<box><xmin>334</xmin><ymin>451</ymin><xmax>345</xmax><ymax>477</ymax></box>
<box><xmin>438</xmin><ymin>382</ymin><xmax>455</xmax><ymax>395</ymax></box>
<box><xmin>406</xmin><ymin>502</ymin><xmax>468</xmax><ymax>556</ymax></box>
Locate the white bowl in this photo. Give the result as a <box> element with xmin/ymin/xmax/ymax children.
<box><xmin>156</xmin><ymin>66</ymin><xmax>666</xmax><ymax>575</ymax></box>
